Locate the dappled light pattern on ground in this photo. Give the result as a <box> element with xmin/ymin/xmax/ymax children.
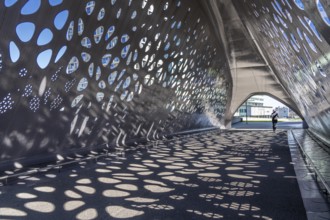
<box><xmin>0</xmin><ymin>131</ymin><xmax>306</xmax><ymax>219</ymax></box>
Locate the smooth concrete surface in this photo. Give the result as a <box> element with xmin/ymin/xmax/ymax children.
<box><xmin>0</xmin><ymin>131</ymin><xmax>307</xmax><ymax>219</ymax></box>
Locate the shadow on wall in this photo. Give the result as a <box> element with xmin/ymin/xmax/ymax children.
<box><xmin>233</xmin><ymin>0</ymin><xmax>330</xmax><ymax>142</ymax></box>
<box><xmin>0</xmin><ymin>0</ymin><xmax>230</xmax><ymax>170</ymax></box>
<box><xmin>0</xmin><ymin>131</ymin><xmax>306</xmax><ymax>219</ymax></box>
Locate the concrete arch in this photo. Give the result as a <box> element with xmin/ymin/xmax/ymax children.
<box><xmin>225</xmin><ymin>91</ymin><xmax>303</xmax><ymax>128</ymax></box>
<box><xmin>204</xmin><ymin>0</ymin><xmax>303</xmax><ymax>128</ymax></box>
<box><xmin>232</xmin><ymin>92</ymin><xmax>303</xmax><ymax>119</ymax></box>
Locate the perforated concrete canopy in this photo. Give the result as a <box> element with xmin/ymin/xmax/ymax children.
<box><xmin>0</xmin><ymin>0</ymin><xmax>329</xmax><ymax>169</ymax></box>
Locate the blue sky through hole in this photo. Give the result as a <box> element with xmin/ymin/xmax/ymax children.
<box><xmin>7</xmin><ymin>0</ymin><xmax>330</xmax><ymax>71</ymax></box>
<box><xmin>9</xmin><ymin>0</ymin><xmax>67</xmax><ymax>68</ymax></box>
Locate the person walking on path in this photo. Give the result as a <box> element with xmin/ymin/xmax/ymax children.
<box><xmin>271</xmin><ymin>109</ymin><xmax>279</xmax><ymax>132</ymax></box>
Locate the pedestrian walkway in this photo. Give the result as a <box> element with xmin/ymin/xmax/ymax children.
<box><xmin>0</xmin><ymin>130</ymin><xmax>307</xmax><ymax>219</ymax></box>
<box><xmin>232</xmin><ymin>121</ymin><xmax>303</xmax><ymax>130</ymax></box>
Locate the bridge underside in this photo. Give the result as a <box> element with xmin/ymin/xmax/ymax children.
<box><xmin>0</xmin><ymin>0</ymin><xmax>329</xmax><ymax>170</ymax></box>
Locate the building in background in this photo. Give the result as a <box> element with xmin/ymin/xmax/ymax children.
<box><xmin>289</xmin><ymin>109</ymin><xmax>300</xmax><ymax>118</ymax></box>
<box><xmin>235</xmin><ymin>95</ymin><xmax>273</xmax><ymax>117</ymax></box>
<box><xmin>276</xmin><ymin>106</ymin><xmax>289</xmax><ymax>118</ymax></box>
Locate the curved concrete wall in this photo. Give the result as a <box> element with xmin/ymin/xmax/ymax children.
<box><xmin>0</xmin><ymin>0</ymin><xmax>231</xmax><ymax>169</ymax></box>
<box><xmin>232</xmin><ymin>0</ymin><xmax>330</xmax><ymax>140</ymax></box>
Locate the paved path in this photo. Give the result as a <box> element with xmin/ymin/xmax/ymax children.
<box><xmin>232</xmin><ymin>121</ymin><xmax>303</xmax><ymax>130</ymax></box>
<box><xmin>0</xmin><ymin>131</ymin><xmax>307</xmax><ymax>219</ymax></box>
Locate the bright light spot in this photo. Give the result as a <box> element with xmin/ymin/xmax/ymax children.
<box><xmin>115</xmin><ymin>184</ymin><xmax>138</xmax><ymax>191</ymax></box>
<box><xmin>227</xmin><ymin>174</ymin><xmax>253</xmax><ymax>179</ymax></box>
<box><xmin>24</xmin><ymin>201</ymin><xmax>55</xmax><ymax>213</ymax></box>
<box><xmin>63</xmin><ymin>201</ymin><xmax>85</xmax><ymax>211</ymax></box>
<box><xmin>74</xmin><ymin>186</ymin><xmax>96</xmax><ymax>194</ymax></box>
<box><xmin>106</xmin><ymin>206</ymin><xmax>144</xmax><ymax>218</ymax></box>
<box><xmin>76</xmin><ymin>178</ymin><xmax>92</xmax><ymax>184</ymax></box>
<box><xmin>0</xmin><ymin>207</ymin><xmax>27</xmax><ymax>216</ymax></box>
<box><xmin>76</xmin><ymin>208</ymin><xmax>98</xmax><ymax>220</ymax></box>
<box><xmin>144</xmin><ymin>185</ymin><xmax>174</xmax><ymax>193</ymax></box>
<box><xmin>65</xmin><ymin>190</ymin><xmax>82</xmax><ymax>199</ymax></box>
<box><xmin>102</xmin><ymin>190</ymin><xmax>130</xmax><ymax>198</ymax></box>
<box><xmin>16</xmin><ymin>193</ymin><xmax>37</xmax><ymax>199</ymax></box>
<box><xmin>98</xmin><ymin>177</ymin><xmax>121</xmax><ymax>184</ymax></box>
<box><xmin>34</xmin><ymin>186</ymin><xmax>55</xmax><ymax>193</ymax></box>
<box><xmin>197</xmin><ymin>173</ymin><xmax>221</xmax><ymax>178</ymax></box>
<box><xmin>125</xmin><ymin>197</ymin><xmax>159</xmax><ymax>203</ymax></box>
<box><xmin>14</xmin><ymin>162</ymin><xmax>23</xmax><ymax>169</ymax></box>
